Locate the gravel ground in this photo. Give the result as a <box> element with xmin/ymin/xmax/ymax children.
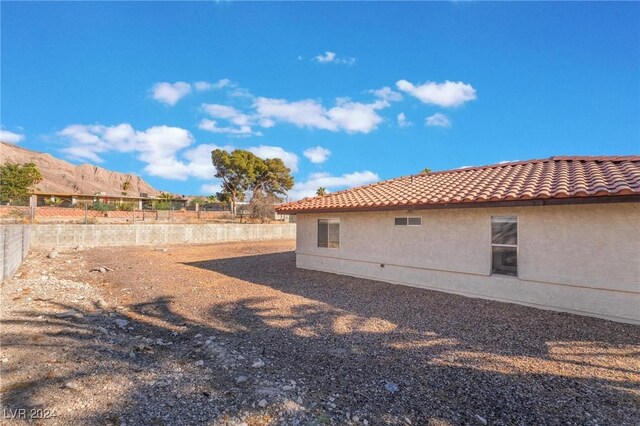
<box><xmin>1</xmin><ymin>240</ymin><xmax>639</xmax><ymax>425</ymax></box>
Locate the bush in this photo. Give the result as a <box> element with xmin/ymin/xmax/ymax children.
<box><xmin>89</xmin><ymin>202</ymin><xmax>116</xmax><ymax>212</ymax></box>
<box><xmin>155</xmin><ymin>201</ymin><xmax>172</xmax><ymax>210</ymax></box>
<box><xmin>117</xmin><ymin>202</ymin><xmax>136</xmax><ymax>211</ymax></box>
<box><xmin>249</xmin><ymin>196</ymin><xmax>275</xmax><ymax>223</ymax></box>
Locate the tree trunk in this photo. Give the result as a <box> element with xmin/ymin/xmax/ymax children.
<box><xmin>230</xmin><ymin>196</ymin><xmax>237</xmax><ymax>216</ymax></box>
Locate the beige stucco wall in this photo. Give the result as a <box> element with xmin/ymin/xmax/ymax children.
<box><xmin>295</xmin><ymin>203</ymin><xmax>640</xmax><ymax>324</ymax></box>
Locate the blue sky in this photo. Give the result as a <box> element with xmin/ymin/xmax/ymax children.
<box><xmin>2</xmin><ymin>1</ymin><xmax>639</xmax><ymax>199</ymax></box>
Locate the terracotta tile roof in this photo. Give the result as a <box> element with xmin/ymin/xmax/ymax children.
<box><xmin>277</xmin><ymin>156</ymin><xmax>640</xmax><ymax>213</ymax></box>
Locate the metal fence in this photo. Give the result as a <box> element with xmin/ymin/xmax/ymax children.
<box><xmin>0</xmin><ymin>203</ymin><xmax>294</xmax><ymax>224</ymax></box>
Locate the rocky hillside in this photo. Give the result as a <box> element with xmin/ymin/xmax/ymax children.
<box><xmin>0</xmin><ymin>141</ymin><xmax>161</xmax><ymax>197</ymax></box>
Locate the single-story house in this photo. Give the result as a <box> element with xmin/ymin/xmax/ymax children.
<box><xmin>276</xmin><ymin>156</ymin><xmax>640</xmax><ymax>324</ymax></box>
<box><xmin>31</xmin><ymin>192</ymin><xmax>188</xmax><ymax>209</ymax></box>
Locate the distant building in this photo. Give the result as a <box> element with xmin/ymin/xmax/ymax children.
<box><xmin>33</xmin><ymin>191</ymin><xmax>187</xmax><ymax>209</ymax></box>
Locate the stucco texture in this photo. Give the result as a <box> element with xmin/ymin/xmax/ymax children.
<box><xmin>295</xmin><ymin>203</ymin><xmax>640</xmax><ymax>324</ymax></box>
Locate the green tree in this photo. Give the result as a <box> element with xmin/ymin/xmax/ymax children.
<box><xmin>212</xmin><ymin>149</ymin><xmax>260</xmax><ymax>214</ymax></box>
<box><xmin>251</xmin><ymin>157</ymin><xmax>294</xmax><ymax>201</ymax></box>
<box><xmin>0</xmin><ymin>163</ymin><xmax>43</xmax><ymax>204</ymax></box>
<box><xmin>152</xmin><ymin>192</ymin><xmax>175</xmax><ymax>210</ymax></box>
<box><xmin>420</xmin><ymin>168</ymin><xmax>432</xmax><ymax>174</ymax></box>
<box><xmin>316</xmin><ymin>187</ymin><xmax>327</xmax><ymax>196</ymax></box>
<box><xmin>212</xmin><ymin>149</ymin><xmax>295</xmax><ymax>215</ymax></box>
<box><xmin>214</xmin><ymin>191</ymin><xmax>230</xmax><ymax>205</ymax></box>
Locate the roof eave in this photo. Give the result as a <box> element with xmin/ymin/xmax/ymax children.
<box><xmin>275</xmin><ymin>193</ymin><xmax>640</xmax><ymax>215</ymax></box>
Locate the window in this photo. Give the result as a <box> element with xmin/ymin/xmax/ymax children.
<box><xmin>491</xmin><ymin>216</ymin><xmax>517</xmax><ymax>276</ymax></box>
<box><xmin>318</xmin><ymin>219</ymin><xmax>340</xmax><ymax>248</ymax></box>
<box><xmin>395</xmin><ymin>217</ymin><xmax>422</xmax><ymax>226</ymax></box>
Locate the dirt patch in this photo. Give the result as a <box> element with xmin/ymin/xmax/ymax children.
<box><xmin>1</xmin><ymin>240</ymin><xmax>639</xmax><ymax>425</ymax></box>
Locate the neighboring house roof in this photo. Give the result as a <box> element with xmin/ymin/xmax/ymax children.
<box><xmin>32</xmin><ymin>192</ymin><xmax>187</xmax><ymax>201</ymax></box>
<box><xmin>277</xmin><ymin>156</ymin><xmax>640</xmax><ymax>214</ymax></box>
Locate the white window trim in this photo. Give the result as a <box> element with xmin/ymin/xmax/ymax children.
<box><xmin>318</xmin><ymin>218</ymin><xmax>341</xmax><ymax>249</ymax></box>
<box><xmin>490</xmin><ymin>215</ymin><xmax>519</xmax><ymax>277</ymax></box>
<box><xmin>394</xmin><ymin>217</ymin><xmax>422</xmax><ymax>226</ymax></box>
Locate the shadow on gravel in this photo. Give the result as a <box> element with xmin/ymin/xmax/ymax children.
<box><xmin>183</xmin><ymin>251</ymin><xmax>640</xmax><ymax>424</ymax></box>
<box><xmin>1</xmin><ymin>249</ymin><xmax>638</xmax><ymax>425</ymax></box>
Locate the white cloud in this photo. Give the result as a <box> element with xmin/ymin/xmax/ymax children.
<box><xmin>142</xmin><ymin>158</ymin><xmax>192</xmax><ymax>180</ymax></box>
<box><xmin>194</xmin><ymin>78</ymin><xmax>231</xmax><ymax>91</ymax></box>
<box><xmin>0</xmin><ymin>129</ymin><xmax>25</xmax><ymax>144</ymax></box>
<box><xmin>288</xmin><ymin>170</ymin><xmax>379</xmax><ymax>201</ymax></box>
<box><xmin>182</xmin><ymin>143</ymin><xmax>233</xmax><ymax>179</ymax></box>
<box><xmin>102</xmin><ymin>123</ymin><xmax>138</xmax><ymax>152</ymax></box>
<box><xmin>254</xmin><ymin>97</ymin><xmax>388</xmax><ymax>134</ymax></box>
<box><xmin>259</xmin><ymin>118</ymin><xmax>275</xmax><ymax>128</ymax></box>
<box><xmin>61</xmin><ymin>146</ymin><xmax>105</xmax><ymax>163</ymax></box>
<box><xmin>426</xmin><ymin>112</ymin><xmax>451</xmax><ymax>128</ymax></box>
<box><xmin>229</xmin><ymin>87</ymin><xmax>255</xmax><ymax>99</ymax></box>
<box><xmin>313</xmin><ymin>51</ymin><xmax>356</xmax><ymax>65</ymax></box>
<box><xmin>397</xmin><ymin>112</ymin><xmax>412</xmax><ymax>127</ymax></box>
<box><xmin>58</xmin><ymin>124</ymin><xmax>110</xmax><ymax>161</ymax></box>
<box><xmin>57</xmin><ymin>123</ymin><xmax>196</xmax><ymax>180</ymax></box>
<box><xmin>396</xmin><ymin>79</ymin><xmax>476</xmax><ymax>107</ymax></box>
<box><xmin>200</xmin><ymin>103</ymin><xmax>261</xmax><ymax>136</ymax></box>
<box><xmin>151</xmin><ymin>81</ymin><xmax>192</xmax><ymax>106</ymax></box>
<box><xmin>371</xmin><ymin>86</ymin><xmax>403</xmax><ymax>102</ymax></box>
<box><xmin>315</xmin><ymin>51</ymin><xmax>336</xmax><ymax>63</ymax></box>
<box><xmin>254</xmin><ymin>97</ymin><xmax>336</xmax><ymax>130</ymax></box>
<box><xmin>58</xmin><ymin>124</ymin><xmax>105</xmax><ymax>145</ymax></box>
<box><xmin>198</xmin><ymin>119</ymin><xmax>260</xmax><ymax>137</ymax></box>
<box><xmin>202</xmin><ymin>104</ymin><xmax>251</xmax><ymax>126</ymax></box>
<box><xmin>201</xmin><ymin>182</ymin><xmax>223</xmax><ymax>195</ymax></box>
<box><xmin>327</xmin><ymin>100</ymin><xmax>386</xmax><ymax>133</ymax></box>
<box><xmin>247</xmin><ymin>145</ymin><xmax>299</xmax><ymax>172</ymax></box>
<box><xmin>303</xmin><ymin>146</ymin><xmax>331</xmax><ymax>164</ymax></box>
<box><xmin>136</xmin><ymin>126</ymin><xmax>194</xmax><ymax>179</ymax></box>
<box><xmin>194</xmin><ymin>81</ymin><xmax>211</xmax><ymax>91</ymax></box>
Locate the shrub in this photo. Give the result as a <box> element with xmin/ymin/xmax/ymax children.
<box><xmin>89</xmin><ymin>202</ymin><xmax>116</xmax><ymax>212</ymax></box>
<box><xmin>155</xmin><ymin>201</ymin><xmax>172</xmax><ymax>210</ymax></box>
<box><xmin>249</xmin><ymin>196</ymin><xmax>275</xmax><ymax>223</ymax></box>
<box><xmin>117</xmin><ymin>202</ymin><xmax>136</xmax><ymax>211</ymax></box>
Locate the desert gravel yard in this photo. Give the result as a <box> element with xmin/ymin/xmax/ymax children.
<box><xmin>1</xmin><ymin>240</ymin><xmax>639</xmax><ymax>425</ymax></box>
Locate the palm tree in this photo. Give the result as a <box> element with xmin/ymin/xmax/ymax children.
<box><xmin>121</xmin><ymin>179</ymin><xmax>132</xmax><ymax>196</ymax></box>
<box><xmin>316</xmin><ymin>187</ymin><xmax>327</xmax><ymax>196</ymax></box>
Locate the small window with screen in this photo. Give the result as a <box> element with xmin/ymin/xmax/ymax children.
<box><xmin>395</xmin><ymin>217</ymin><xmax>421</xmax><ymax>226</ymax></box>
<box><xmin>408</xmin><ymin>217</ymin><xmax>422</xmax><ymax>226</ymax></box>
<box><xmin>491</xmin><ymin>216</ymin><xmax>517</xmax><ymax>276</ymax></box>
<box><xmin>318</xmin><ymin>219</ymin><xmax>340</xmax><ymax>248</ymax></box>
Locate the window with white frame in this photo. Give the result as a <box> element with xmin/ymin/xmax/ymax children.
<box><xmin>491</xmin><ymin>216</ymin><xmax>518</xmax><ymax>276</ymax></box>
<box><xmin>394</xmin><ymin>217</ymin><xmax>422</xmax><ymax>226</ymax></box>
<box><xmin>318</xmin><ymin>219</ymin><xmax>340</xmax><ymax>248</ymax></box>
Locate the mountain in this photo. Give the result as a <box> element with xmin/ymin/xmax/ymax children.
<box><xmin>0</xmin><ymin>141</ymin><xmax>162</xmax><ymax>197</ymax></box>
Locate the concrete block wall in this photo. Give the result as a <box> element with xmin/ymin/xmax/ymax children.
<box><xmin>1</xmin><ymin>225</ymin><xmax>31</xmax><ymax>283</ymax></box>
<box><xmin>30</xmin><ymin>223</ymin><xmax>296</xmax><ymax>248</ymax></box>
<box><xmin>0</xmin><ymin>206</ymin><xmax>231</xmax><ymax>221</ymax></box>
